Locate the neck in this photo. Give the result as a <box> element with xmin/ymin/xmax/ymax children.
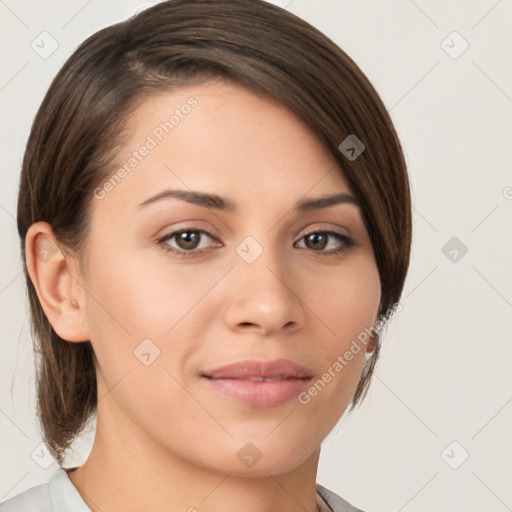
<box><xmin>68</xmin><ymin>404</ymin><xmax>322</xmax><ymax>512</ymax></box>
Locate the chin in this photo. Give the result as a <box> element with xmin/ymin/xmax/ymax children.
<box><xmin>189</xmin><ymin>437</ymin><xmax>319</xmax><ymax>478</ymax></box>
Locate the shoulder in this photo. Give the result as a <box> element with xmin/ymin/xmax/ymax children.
<box><xmin>0</xmin><ymin>469</ymin><xmax>90</xmax><ymax>512</ymax></box>
<box><xmin>316</xmin><ymin>483</ymin><xmax>365</xmax><ymax>512</ymax></box>
<box><xmin>0</xmin><ymin>481</ymin><xmax>50</xmax><ymax>512</ymax></box>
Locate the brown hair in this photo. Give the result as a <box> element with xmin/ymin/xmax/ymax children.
<box><xmin>17</xmin><ymin>0</ymin><xmax>412</xmax><ymax>464</ymax></box>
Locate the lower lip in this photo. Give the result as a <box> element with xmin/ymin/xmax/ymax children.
<box><xmin>202</xmin><ymin>377</ymin><xmax>311</xmax><ymax>408</ymax></box>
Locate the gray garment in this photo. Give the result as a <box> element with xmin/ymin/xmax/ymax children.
<box><xmin>0</xmin><ymin>470</ymin><xmax>89</xmax><ymax>512</ymax></box>
<box><xmin>0</xmin><ymin>469</ymin><xmax>364</xmax><ymax>512</ymax></box>
<box><xmin>316</xmin><ymin>484</ymin><xmax>364</xmax><ymax>512</ymax></box>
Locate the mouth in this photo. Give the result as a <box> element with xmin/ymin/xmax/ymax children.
<box><xmin>201</xmin><ymin>358</ymin><xmax>313</xmax><ymax>408</ymax></box>
<box><xmin>202</xmin><ymin>358</ymin><xmax>312</xmax><ymax>380</ymax></box>
<box><xmin>214</xmin><ymin>376</ymin><xmax>305</xmax><ymax>382</ymax></box>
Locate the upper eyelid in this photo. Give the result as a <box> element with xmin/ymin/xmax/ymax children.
<box><xmin>158</xmin><ymin>227</ymin><xmax>351</xmax><ymax>247</ymax></box>
<box><xmin>160</xmin><ymin>218</ymin><xmax>352</xmax><ymax>235</ymax></box>
<box><xmin>158</xmin><ymin>228</ymin><xmax>216</xmax><ymax>243</ymax></box>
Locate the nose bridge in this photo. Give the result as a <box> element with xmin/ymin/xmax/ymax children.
<box><xmin>222</xmin><ymin>233</ymin><xmax>305</xmax><ymax>334</ymax></box>
<box><xmin>238</xmin><ymin>237</ymin><xmax>288</xmax><ymax>296</ymax></box>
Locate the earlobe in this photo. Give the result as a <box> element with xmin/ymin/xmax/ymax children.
<box><xmin>365</xmin><ymin>332</ymin><xmax>378</xmax><ymax>355</ymax></box>
<box><xmin>25</xmin><ymin>221</ymin><xmax>90</xmax><ymax>342</ymax></box>
<box><xmin>365</xmin><ymin>311</ymin><xmax>382</xmax><ymax>355</ymax></box>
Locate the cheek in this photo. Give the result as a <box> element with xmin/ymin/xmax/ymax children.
<box><xmin>313</xmin><ymin>258</ymin><xmax>381</xmax><ymax>345</ymax></box>
<box><xmin>80</xmin><ymin>254</ymin><xmax>193</xmax><ymax>422</ymax></box>
<box><xmin>84</xmin><ymin>248</ymin><xmax>210</xmax><ymax>338</ymax></box>
<box><xmin>299</xmin><ymin>259</ymin><xmax>380</xmax><ymax>403</ymax></box>
<box><xmin>81</xmin><ymin>246</ymin><xmax>224</xmax><ymax>385</ymax></box>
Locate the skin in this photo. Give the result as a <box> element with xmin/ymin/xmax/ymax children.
<box><xmin>26</xmin><ymin>81</ymin><xmax>381</xmax><ymax>512</ymax></box>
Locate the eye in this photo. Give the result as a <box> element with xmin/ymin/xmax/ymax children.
<box><xmin>158</xmin><ymin>229</ymin><xmax>219</xmax><ymax>257</ymax></box>
<box><xmin>295</xmin><ymin>231</ymin><xmax>354</xmax><ymax>256</ymax></box>
<box><xmin>158</xmin><ymin>228</ymin><xmax>354</xmax><ymax>258</ymax></box>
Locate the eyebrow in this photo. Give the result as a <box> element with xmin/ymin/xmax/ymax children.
<box><xmin>138</xmin><ymin>189</ymin><xmax>360</xmax><ymax>212</ymax></box>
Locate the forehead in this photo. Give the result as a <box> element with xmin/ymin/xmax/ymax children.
<box><xmin>96</xmin><ymin>80</ymin><xmax>354</xmax><ymax>213</ymax></box>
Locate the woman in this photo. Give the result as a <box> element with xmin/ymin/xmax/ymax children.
<box><xmin>2</xmin><ymin>0</ymin><xmax>411</xmax><ymax>510</ymax></box>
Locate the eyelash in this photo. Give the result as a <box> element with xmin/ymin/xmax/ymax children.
<box><xmin>157</xmin><ymin>228</ymin><xmax>355</xmax><ymax>258</ymax></box>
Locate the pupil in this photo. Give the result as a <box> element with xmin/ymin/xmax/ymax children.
<box><xmin>307</xmin><ymin>233</ymin><xmax>327</xmax><ymax>250</ymax></box>
<box><xmin>178</xmin><ymin>231</ymin><xmax>200</xmax><ymax>250</ymax></box>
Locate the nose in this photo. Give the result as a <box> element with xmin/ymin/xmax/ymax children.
<box><xmin>222</xmin><ymin>247</ymin><xmax>306</xmax><ymax>336</ymax></box>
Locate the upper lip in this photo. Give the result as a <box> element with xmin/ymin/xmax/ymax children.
<box><xmin>202</xmin><ymin>358</ymin><xmax>312</xmax><ymax>380</ymax></box>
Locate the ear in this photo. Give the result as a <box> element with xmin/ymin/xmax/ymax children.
<box><xmin>365</xmin><ymin>310</ymin><xmax>382</xmax><ymax>355</ymax></box>
<box><xmin>365</xmin><ymin>332</ymin><xmax>378</xmax><ymax>355</ymax></box>
<box><xmin>25</xmin><ymin>221</ymin><xmax>90</xmax><ymax>342</ymax></box>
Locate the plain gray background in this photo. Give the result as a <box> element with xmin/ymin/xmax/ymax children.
<box><xmin>1</xmin><ymin>1</ymin><xmax>511</xmax><ymax>510</ymax></box>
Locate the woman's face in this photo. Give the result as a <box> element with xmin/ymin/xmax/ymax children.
<box><xmin>78</xmin><ymin>80</ymin><xmax>381</xmax><ymax>476</ymax></box>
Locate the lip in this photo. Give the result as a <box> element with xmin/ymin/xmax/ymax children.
<box><xmin>201</xmin><ymin>358</ymin><xmax>313</xmax><ymax>408</ymax></box>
